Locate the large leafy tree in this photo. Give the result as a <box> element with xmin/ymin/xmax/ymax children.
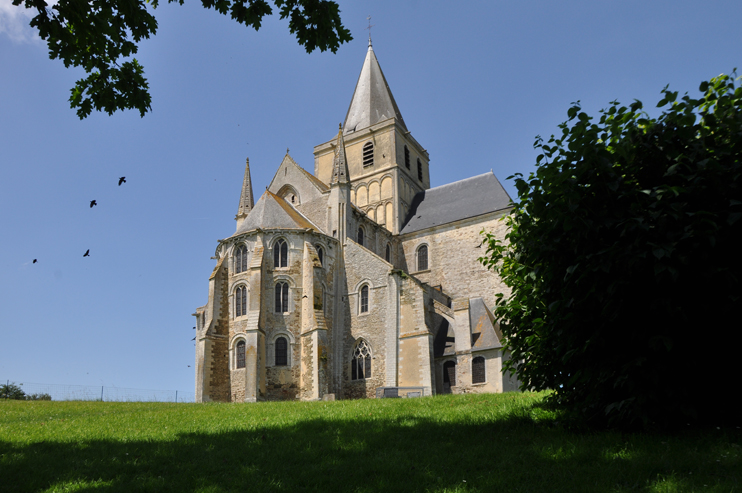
<box><xmin>11</xmin><ymin>0</ymin><xmax>352</xmax><ymax>118</ymax></box>
<box><xmin>481</xmin><ymin>73</ymin><xmax>742</xmax><ymax>429</ymax></box>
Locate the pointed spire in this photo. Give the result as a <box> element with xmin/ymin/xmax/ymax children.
<box><xmin>331</xmin><ymin>123</ymin><xmax>349</xmax><ymax>185</ymax></box>
<box><xmin>343</xmin><ymin>44</ymin><xmax>407</xmax><ymax>134</ymax></box>
<box><xmin>236</xmin><ymin>157</ymin><xmax>254</xmax><ymax>221</ymax></box>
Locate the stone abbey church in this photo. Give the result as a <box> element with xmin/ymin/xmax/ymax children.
<box><xmin>194</xmin><ymin>42</ymin><xmax>518</xmax><ymax>402</ymax></box>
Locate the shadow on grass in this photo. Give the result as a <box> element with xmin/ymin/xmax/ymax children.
<box><xmin>1</xmin><ymin>399</ymin><xmax>740</xmax><ymax>492</ymax></box>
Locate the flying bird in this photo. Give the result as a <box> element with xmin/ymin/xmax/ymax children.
<box><xmin>118</xmin><ymin>177</ymin><xmax>126</xmax><ymax>186</ymax></box>
<box><xmin>90</xmin><ymin>200</ymin><xmax>97</xmax><ymax>208</ymax></box>
<box><xmin>191</xmin><ymin>337</ymin><xmax>196</xmax><ymax>341</ymax></box>
<box><xmin>83</xmin><ymin>249</ymin><xmax>90</xmax><ymax>257</ymax></box>
<box><xmin>33</xmin><ymin>259</ymin><xmax>37</xmax><ymax>264</ymax></box>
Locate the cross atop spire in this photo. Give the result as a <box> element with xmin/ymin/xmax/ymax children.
<box><xmin>365</xmin><ymin>15</ymin><xmax>374</xmax><ymax>47</ymax></box>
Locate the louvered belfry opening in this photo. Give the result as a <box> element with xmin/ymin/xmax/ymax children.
<box><xmin>443</xmin><ymin>360</ymin><xmax>456</xmax><ymax>393</ymax></box>
<box><xmin>236</xmin><ymin>341</ymin><xmax>246</xmax><ymax>369</ymax></box>
<box><xmin>275</xmin><ymin>337</ymin><xmax>288</xmax><ymax>366</ymax></box>
<box><xmin>351</xmin><ymin>340</ymin><xmax>371</xmax><ymax>380</ymax></box>
<box><xmin>472</xmin><ymin>356</ymin><xmax>486</xmax><ymax>384</ymax></box>
<box><xmin>362</xmin><ymin>142</ymin><xmax>374</xmax><ymax>167</ymax></box>
<box><xmin>404</xmin><ymin>145</ymin><xmax>410</xmax><ymax>169</ymax></box>
<box><xmin>417</xmin><ymin>158</ymin><xmax>423</xmax><ymax>181</ymax></box>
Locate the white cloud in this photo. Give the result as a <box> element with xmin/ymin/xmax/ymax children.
<box><xmin>0</xmin><ymin>0</ymin><xmax>42</xmax><ymax>44</ymax></box>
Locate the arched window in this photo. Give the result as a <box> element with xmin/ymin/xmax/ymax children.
<box><xmin>360</xmin><ymin>285</ymin><xmax>369</xmax><ymax>313</ymax></box>
<box><xmin>472</xmin><ymin>356</ymin><xmax>486</xmax><ymax>384</ymax></box>
<box><xmin>362</xmin><ymin>142</ymin><xmax>374</xmax><ymax>167</ymax></box>
<box><xmin>316</xmin><ymin>246</ymin><xmax>323</xmax><ymax>266</ymax></box>
<box><xmin>357</xmin><ymin>226</ymin><xmax>364</xmax><ymax>246</ymax></box>
<box><xmin>236</xmin><ymin>340</ymin><xmax>246</xmax><ymax>369</ymax></box>
<box><xmin>273</xmin><ymin>239</ymin><xmax>288</xmax><ymax>268</ymax></box>
<box><xmin>417</xmin><ymin>244</ymin><xmax>428</xmax><ymax>271</ymax></box>
<box><xmin>235</xmin><ymin>245</ymin><xmax>247</xmax><ymax>274</ymax></box>
<box><xmin>235</xmin><ymin>286</ymin><xmax>247</xmax><ymax>317</ymax></box>
<box><xmin>351</xmin><ymin>340</ymin><xmax>371</xmax><ymax>380</ymax></box>
<box><xmin>275</xmin><ymin>281</ymin><xmax>289</xmax><ymax>313</ymax></box>
<box><xmin>275</xmin><ymin>337</ymin><xmax>288</xmax><ymax>366</ymax></box>
<box><xmin>443</xmin><ymin>360</ymin><xmax>456</xmax><ymax>393</ymax></box>
<box><xmin>385</xmin><ymin>243</ymin><xmax>391</xmax><ymax>262</ymax></box>
<box><xmin>417</xmin><ymin>158</ymin><xmax>423</xmax><ymax>181</ymax></box>
<box><xmin>404</xmin><ymin>145</ymin><xmax>410</xmax><ymax>169</ymax></box>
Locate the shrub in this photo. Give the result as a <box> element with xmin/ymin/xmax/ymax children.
<box><xmin>481</xmin><ymin>73</ymin><xmax>742</xmax><ymax>430</ymax></box>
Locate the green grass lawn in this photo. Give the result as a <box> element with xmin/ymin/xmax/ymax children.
<box><xmin>0</xmin><ymin>392</ymin><xmax>739</xmax><ymax>492</ymax></box>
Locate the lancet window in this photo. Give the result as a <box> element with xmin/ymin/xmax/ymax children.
<box><xmin>275</xmin><ymin>281</ymin><xmax>289</xmax><ymax>313</ymax></box>
<box><xmin>236</xmin><ymin>341</ymin><xmax>246</xmax><ymax>369</ymax></box>
<box><xmin>235</xmin><ymin>245</ymin><xmax>247</xmax><ymax>274</ymax></box>
<box><xmin>360</xmin><ymin>285</ymin><xmax>369</xmax><ymax>313</ymax></box>
<box><xmin>275</xmin><ymin>337</ymin><xmax>288</xmax><ymax>366</ymax></box>
<box><xmin>273</xmin><ymin>239</ymin><xmax>288</xmax><ymax>268</ymax></box>
<box><xmin>235</xmin><ymin>285</ymin><xmax>247</xmax><ymax>317</ymax></box>
<box><xmin>472</xmin><ymin>356</ymin><xmax>486</xmax><ymax>384</ymax></box>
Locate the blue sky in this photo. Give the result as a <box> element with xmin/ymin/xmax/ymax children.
<box><xmin>1</xmin><ymin>0</ymin><xmax>740</xmax><ymax>394</ymax></box>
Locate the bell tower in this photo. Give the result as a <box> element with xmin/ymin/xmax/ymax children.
<box><xmin>313</xmin><ymin>41</ymin><xmax>430</xmax><ymax>234</ymax></box>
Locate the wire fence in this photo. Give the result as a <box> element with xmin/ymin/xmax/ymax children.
<box><xmin>1</xmin><ymin>380</ymin><xmax>195</xmax><ymax>403</ymax></box>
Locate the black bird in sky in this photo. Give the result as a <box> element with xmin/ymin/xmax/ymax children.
<box><xmin>32</xmin><ymin>259</ymin><xmax>37</xmax><ymax>264</ymax></box>
<box><xmin>90</xmin><ymin>200</ymin><xmax>97</xmax><ymax>208</ymax></box>
<box><xmin>83</xmin><ymin>249</ymin><xmax>90</xmax><ymax>257</ymax></box>
<box><xmin>191</xmin><ymin>337</ymin><xmax>196</xmax><ymax>341</ymax></box>
<box><xmin>118</xmin><ymin>177</ymin><xmax>126</xmax><ymax>186</ymax></box>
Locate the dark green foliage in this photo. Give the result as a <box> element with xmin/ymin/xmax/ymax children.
<box><xmin>11</xmin><ymin>0</ymin><xmax>352</xmax><ymax>118</ymax></box>
<box><xmin>1</xmin><ymin>382</ymin><xmax>26</xmax><ymax>400</ymax></box>
<box><xmin>481</xmin><ymin>73</ymin><xmax>742</xmax><ymax>430</ymax></box>
<box><xmin>25</xmin><ymin>393</ymin><xmax>53</xmax><ymax>401</ymax></box>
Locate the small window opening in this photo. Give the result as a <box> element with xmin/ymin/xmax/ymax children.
<box><xmin>404</xmin><ymin>145</ymin><xmax>410</xmax><ymax>169</ymax></box>
<box><xmin>385</xmin><ymin>244</ymin><xmax>391</xmax><ymax>262</ymax></box>
<box><xmin>358</xmin><ymin>226</ymin><xmax>364</xmax><ymax>246</ymax></box>
<box><xmin>417</xmin><ymin>244</ymin><xmax>428</xmax><ymax>271</ymax></box>
<box><xmin>417</xmin><ymin>158</ymin><xmax>423</xmax><ymax>181</ymax></box>
<box><xmin>316</xmin><ymin>246</ymin><xmax>324</xmax><ymax>266</ymax></box>
<box><xmin>360</xmin><ymin>285</ymin><xmax>369</xmax><ymax>313</ymax></box>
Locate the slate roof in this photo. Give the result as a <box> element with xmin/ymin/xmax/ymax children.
<box><xmin>469</xmin><ymin>298</ymin><xmax>503</xmax><ymax>351</ymax></box>
<box><xmin>343</xmin><ymin>42</ymin><xmax>407</xmax><ymax>134</ymax></box>
<box><xmin>233</xmin><ymin>190</ymin><xmax>317</xmax><ymax>236</ymax></box>
<box><xmin>400</xmin><ymin>172</ymin><xmax>512</xmax><ymax>235</ymax></box>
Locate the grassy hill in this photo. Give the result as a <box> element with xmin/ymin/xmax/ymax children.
<box><xmin>1</xmin><ymin>392</ymin><xmax>739</xmax><ymax>492</ymax></box>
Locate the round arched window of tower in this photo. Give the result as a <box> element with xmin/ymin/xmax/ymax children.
<box><xmin>357</xmin><ymin>226</ymin><xmax>365</xmax><ymax>246</ymax></box>
<box><xmin>417</xmin><ymin>244</ymin><xmax>429</xmax><ymax>271</ymax></box>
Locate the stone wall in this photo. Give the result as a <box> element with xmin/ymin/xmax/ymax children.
<box><xmin>401</xmin><ymin>211</ymin><xmax>511</xmax><ymax>309</ymax></box>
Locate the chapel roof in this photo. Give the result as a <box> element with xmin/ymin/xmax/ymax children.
<box><xmin>343</xmin><ymin>41</ymin><xmax>407</xmax><ymax>135</ymax></box>
<box><xmin>400</xmin><ymin>172</ymin><xmax>512</xmax><ymax>235</ymax></box>
<box><xmin>232</xmin><ymin>190</ymin><xmax>317</xmax><ymax>236</ymax></box>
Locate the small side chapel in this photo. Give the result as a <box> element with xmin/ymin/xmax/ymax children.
<box><xmin>194</xmin><ymin>41</ymin><xmax>518</xmax><ymax>402</ymax></box>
